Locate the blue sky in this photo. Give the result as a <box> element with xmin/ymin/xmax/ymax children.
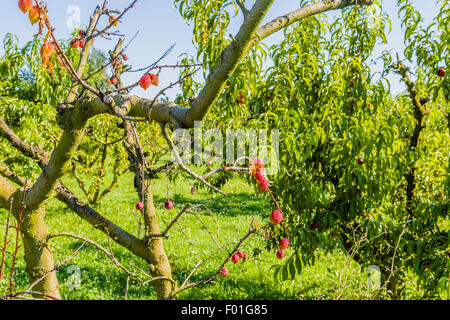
<box><xmin>0</xmin><ymin>1</ymin><xmax>441</xmax><ymax>99</ymax></box>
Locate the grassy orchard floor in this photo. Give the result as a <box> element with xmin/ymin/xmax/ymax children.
<box><xmin>0</xmin><ymin>170</ymin><xmax>374</xmax><ymax>300</ymax></box>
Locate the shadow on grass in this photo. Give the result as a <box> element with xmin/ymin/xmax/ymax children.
<box><xmin>153</xmin><ymin>192</ymin><xmax>268</xmax><ymax>219</ymax></box>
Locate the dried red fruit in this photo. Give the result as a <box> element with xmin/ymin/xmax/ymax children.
<box><xmin>42</xmin><ymin>41</ymin><xmax>54</xmax><ymax>55</ymax></box>
<box><xmin>270</xmin><ymin>209</ymin><xmax>283</xmax><ymax>225</ymax></box>
<box><xmin>19</xmin><ymin>0</ymin><xmax>33</xmax><ymax>14</ymax></box>
<box><xmin>139</xmin><ymin>74</ymin><xmax>154</xmax><ymax>90</ymax></box>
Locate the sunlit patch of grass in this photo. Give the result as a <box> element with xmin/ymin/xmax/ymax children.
<box><xmin>0</xmin><ymin>171</ymin><xmax>373</xmax><ymax>300</ymax></box>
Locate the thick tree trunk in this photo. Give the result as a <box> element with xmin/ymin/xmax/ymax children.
<box><xmin>141</xmin><ymin>182</ymin><xmax>174</xmax><ymax>300</ymax></box>
<box><xmin>18</xmin><ymin>203</ymin><xmax>61</xmax><ymax>299</ymax></box>
<box><xmin>1</xmin><ymin>177</ymin><xmax>60</xmax><ymax>299</ymax></box>
<box><xmin>122</xmin><ymin>123</ymin><xmax>174</xmax><ymax>300</ymax></box>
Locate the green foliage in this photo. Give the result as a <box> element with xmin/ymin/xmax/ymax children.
<box><xmin>174</xmin><ymin>0</ymin><xmax>449</xmax><ymax>298</ymax></box>
<box><xmin>0</xmin><ymin>173</ymin><xmax>376</xmax><ymax>300</ymax></box>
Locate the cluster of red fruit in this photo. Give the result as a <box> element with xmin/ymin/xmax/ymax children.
<box><xmin>19</xmin><ymin>0</ymin><xmax>39</xmax><ymax>25</ymax></box>
<box><xmin>250</xmin><ymin>157</ymin><xmax>268</xmax><ymax>191</ymax></box>
<box><xmin>70</xmin><ymin>30</ymin><xmax>89</xmax><ymax>49</ymax></box>
<box><xmin>270</xmin><ymin>209</ymin><xmax>289</xmax><ymax>260</ymax></box>
<box><xmin>250</xmin><ymin>158</ymin><xmax>290</xmax><ymax>260</ymax></box>
<box><xmin>139</xmin><ymin>73</ymin><xmax>159</xmax><ymax>90</ymax></box>
<box><xmin>220</xmin><ymin>251</ymin><xmax>246</xmax><ymax>277</ymax></box>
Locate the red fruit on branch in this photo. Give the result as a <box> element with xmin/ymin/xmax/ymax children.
<box><xmin>279</xmin><ymin>238</ymin><xmax>289</xmax><ymax>250</ymax></box>
<box><xmin>257</xmin><ymin>176</ymin><xmax>269</xmax><ymax>191</ymax></box>
<box><xmin>28</xmin><ymin>6</ymin><xmax>40</xmax><ymax>25</ymax></box>
<box><xmin>70</xmin><ymin>39</ymin><xmax>79</xmax><ymax>48</ymax></box>
<box><xmin>437</xmin><ymin>68</ymin><xmax>445</xmax><ymax>78</ymax></box>
<box><xmin>122</xmin><ymin>54</ymin><xmax>128</xmax><ymax>61</ymax></box>
<box><xmin>309</xmin><ymin>222</ymin><xmax>319</xmax><ymax>230</ymax></box>
<box><xmin>136</xmin><ymin>202</ymin><xmax>144</xmax><ymax>210</ymax></box>
<box><xmin>220</xmin><ymin>267</ymin><xmax>228</xmax><ymax>277</ymax></box>
<box><xmin>231</xmin><ymin>254</ymin><xmax>240</xmax><ymax>264</ymax></box>
<box><xmin>270</xmin><ymin>209</ymin><xmax>283</xmax><ymax>225</ymax></box>
<box><xmin>358</xmin><ymin>157</ymin><xmax>364</xmax><ymax>165</ymax></box>
<box><xmin>252</xmin><ymin>157</ymin><xmax>265</xmax><ymax>170</ymax></box>
<box><xmin>237</xmin><ymin>251</ymin><xmax>245</xmax><ymax>259</ymax></box>
<box><xmin>276</xmin><ymin>250</ymin><xmax>285</xmax><ymax>260</ymax></box>
<box><xmin>79</xmin><ymin>30</ymin><xmax>86</xmax><ymax>37</ymax></box>
<box><xmin>253</xmin><ymin>170</ymin><xmax>264</xmax><ymax>182</ymax></box>
<box><xmin>19</xmin><ymin>0</ymin><xmax>33</xmax><ymax>14</ymax></box>
<box><xmin>79</xmin><ymin>39</ymin><xmax>86</xmax><ymax>48</ymax></box>
<box><xmin>152</xmin><ymin>76</ymin><xmax>159</xmax><ymax>86</ymax></box>
<box><xmin>164</xmin><ymin>200</ymin><xmax>174</xmax><ymax>210</ymax></box>
<box><xmin>139</xmin><ymin>74</ymin><xmax>154</xmax><ymax>90</ymax></box>
<box><xmin>110</xmin><ymin>77</ymin><xmax>118</xmax><ymax>85</ymax></box>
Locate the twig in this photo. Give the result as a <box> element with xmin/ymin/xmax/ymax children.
<box><xmin>160</xmin><ymin>122</ymin><xmax>226</xmax><ymax>195</ymax></box>
<box><xmin>0</xmin><ymin>197</ymin><xmax>13</xmax><ymax>284</ymax></box>
<box><xmin>174</xmin><ymin>226</ymin><xmax>258</xmax><ymax>296</ymax></box>
<box><xmin>9</xmin><ymin>183</ymin><xmax>27</xmax><ymax>294</ymax></box>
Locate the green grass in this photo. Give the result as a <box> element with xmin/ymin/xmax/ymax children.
<box><xmin>0</xmin><ymin>171</ymin><xmax>374</xmax><ymax>300</ymax></box>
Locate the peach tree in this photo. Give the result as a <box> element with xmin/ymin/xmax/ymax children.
<box><xmin>0</xmin><ymin>0</ymin><xmax>381</xmax><ymax>300</ymax></box>
<box><xmin>190</xmin><ymin>0</ymin><xmax>448</xmax><ymax>298</ymax></box>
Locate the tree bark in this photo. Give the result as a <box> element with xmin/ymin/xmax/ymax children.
<box><xmin>141</xmin><ymin>183</ymin><xmax>174</xmax><ymax>300</ymax></box>
<box><xmin>123</xmin><ymin>123</ymin><xmax>174</xmax><ymax>300</ymax></box>
<box><xmin>0</xmin><ymin>176</ymin><xmax>60</xmax><ymax>299</ymax></box>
